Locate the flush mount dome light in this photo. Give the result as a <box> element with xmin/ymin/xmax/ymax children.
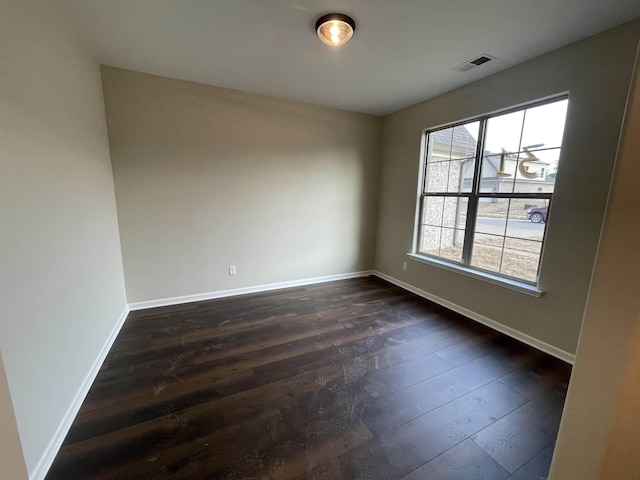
<box><xmin>315</xmin><ymin>13</ymin><xmax>355</xmax><ymax>46</ymax></box>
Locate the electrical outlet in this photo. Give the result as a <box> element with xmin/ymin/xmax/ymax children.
<box><xmin>402</xmin><ymin>262</ymin><xmax>408</xmax><ymax>271</ymax></box>
<box><xmin>229</xmin><ymin>265</ymin><xmax>237</xmax><ymax>275</ymax></box>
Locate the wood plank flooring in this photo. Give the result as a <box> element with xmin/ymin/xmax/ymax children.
<box><xmin>45</xmin><ymin>276</ymin><xmax>571</xmax><ymax>480</ymax></box>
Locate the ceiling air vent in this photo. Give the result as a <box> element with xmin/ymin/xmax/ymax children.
<box><xmin>453</xmin><ymin>54</ymin><xmax>496</xmax><ymax>73</ymax></box>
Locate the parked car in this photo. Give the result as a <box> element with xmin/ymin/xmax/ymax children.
<box><xmin>526</xmin><ymin>205</ymin><xmax>548</xmax><ymax>223</ymax></box>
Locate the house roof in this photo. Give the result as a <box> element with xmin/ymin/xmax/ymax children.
<box><xmin>431</xmin><ymin>126</ymin><xmax>478</xmax><ymax>158</ymax></box>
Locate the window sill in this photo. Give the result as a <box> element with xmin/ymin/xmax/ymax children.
<box><xmin>407</xmin><ymin>253</ymin><xmax>543</xmax><ymax>298</ymax></box>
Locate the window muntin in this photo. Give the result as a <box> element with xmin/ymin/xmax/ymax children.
<box><xmin>417</xmin><ymin>97</ymin><xmax>568</xmax><ymax>285</ymax></box>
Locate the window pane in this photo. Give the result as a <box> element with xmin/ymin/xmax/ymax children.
<box><xmin>427</xmin><ymin>121</ymin><xmax>481</xmax><ymax>193</ymax></box>
<box><xmin>419</xmin><ymin>225</ymin><xmax>442</xmax><ymax>255</ymax></box>
<box><xmin>484</xmin><ymin>110</ymin><xmax>524</xmax><ymax>155</ymax></box>
<box><xmin>422</xmin><ymin>196</ymin><xmax>444</xmax><ymax>226</ymax></box>
<box><xmin>475</xmin><ymin>198</ymin><xmax>508</xmax><ymax>235</ymax></box>
<box><xmin>470</xmin><ymin>233</ymin><xmax>504</xmax><ymax>273</ymax></box>
<box><xmin>425</xmin><ymin>161</ymin><xmax>449</xmax><ymax>192</ymax></box>
<box><xmin>419</xmin><ymin>197</ymin><xmax>467</xmax><ymax>260</ymax></box>
<box><xmin>471</xmin><ymin>198</ymin><xmax>546</xmax><ymax>282</ymax></box>
<box><xmin>459</xmin><ymin>158</ymin><xmax>475</xmax><ymax>193</ymax></box>
<box><xmin>482</xmin><ymin>98</ymin><xmax>567</xmax><ymax>195</ymax></box>
<box><xmin>427</xmin><ymin>121</ymin><xmax>479</xmax><ymax>164</ymax></box>
<box><xmin>452</xmin><ymin>122</ymin><xmax>479</xmax><ymax>158</ymax></box>
<box><xmin>419</xmin><ymin>225</ymin><xmax>466</xmax><ymax>261</ymax></box>
<box><xmin>500</xmin><ymin>238</ymin><xmax>542</xmax><ymax>282</ymax></box>
<box><xmin>446</xmin><ymin>160</ymin><xmax>461</xmax><ymax>192</ymax></box>
<box><xmin>428</xmin><ymin>127</ymin><xmax>453</xmax><ymax>162</ymax></box>
<box><xmin>520</xmin><ymin>99</ymin><xmax>568</xmax><ymax>151</ymax></box>
<box><xmin>479</xmin><ymin>154</ymin><xmax>517</xmax><ymax>193</ymax></box>
<box><xmin>513</xmin><ymin>147</ymin><xmax>560</xmax><ymax>194</ymax></box>
<box><xmin>439</xmin><ymin>227</ymin><xmax>464</xmax><ymax>263</ymax></box>
<box><xmin>443</xmin><ymin>196</ymin><xmax>465</xmax><ymax>228</ymax></box>
<box><xmin>446</xmin><ymin>159</ymin><xmax>476</xmax><ymax>193</ymax></box>
<box><xmin>507</xmin><ymin>200</ymin><xmax>547</xmax><ymax>242</ymax></box>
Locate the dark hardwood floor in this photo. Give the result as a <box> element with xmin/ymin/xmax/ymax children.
<box><xmin>46</xmin><ymin>276</ymin><xmax>571</xmax><ymax>480</ymax></box>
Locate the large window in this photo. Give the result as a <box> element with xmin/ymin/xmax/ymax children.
<box><xmin>416</xmin><ymin>97</ymin><xmax>568</xmax><ymax>285</ymax></box>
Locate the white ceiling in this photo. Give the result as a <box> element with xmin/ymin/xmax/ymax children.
<box><xmin>59</xmin><ymin>0</ymin><xmax>640</xmax><ymax>116</ymax></box>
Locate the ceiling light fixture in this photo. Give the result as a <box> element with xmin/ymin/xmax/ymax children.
<box><xmin>315</xmin><ymin>13</ymin><xmax>355</xmax><ymax>46</ymax></box>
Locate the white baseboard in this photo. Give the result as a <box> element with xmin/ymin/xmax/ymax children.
<box><xmin>373</xmin><ymin>271</ymin><xmax>575</xmax><ymax>365</ymax></box>
<box><xmin>31</xmin><ymin>305</ymin><xmax>130</xmax><ymax>480</ymax></box>
<box><xmin>128</xmin><ymin>271</ymin><xmax>376</xmax><ymax>311</ymax></box>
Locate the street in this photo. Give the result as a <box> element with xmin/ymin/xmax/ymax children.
<box><xmin>460</xmin><ymin>216</ymin><xmax>545</xmax><ymax>239</ymax></box>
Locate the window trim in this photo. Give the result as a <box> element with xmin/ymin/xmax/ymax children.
<box><xmin>407</xmin><ymin>252</ymin><xmax>543</xmax><ymax>297</ymax></box>
<box><xmin>413</xmin><ymin>95</ymin><xmax>568</xmax><ymax>288</ymax></box>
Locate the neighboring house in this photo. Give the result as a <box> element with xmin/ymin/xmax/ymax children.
<box><xmin>430</xmin><ymin>126</ymin><xmax>557</xmax><ymax>194</ymax></box>
<box><xmin>423</xmin><ymin>126</ymin><xmax>556</xmax><ymax>252</ymax></box>
<box><xmin>475</xmin><ymin>150</ymin><xmax>555</xmax><ymax>194</ymax></box>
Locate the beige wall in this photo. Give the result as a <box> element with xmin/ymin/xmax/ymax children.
<box><xmin>375</xmin><ymin>20</ymin><xmax>640</xmax><ymax>356</ymax></box>
<box><xmin>0</xmin><ymin>1</ymin><xmax>127</xmax><ymax>475</ymax></box>
<box><xmin>102</xmin><ymin>67</ymin><xmax>382</xmax><ymax>304</ymax></box>
<box><xmin>0</xmin><ymin>353</ymin><xmax>28</xmax><ymax>480</ymax></box>
<box><xmin>550</xmin><ymin>43</ymin><xmax>640</xmax><ymax>480</ymax></box>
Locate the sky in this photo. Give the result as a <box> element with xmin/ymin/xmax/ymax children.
<box><xmin>484</xmin><ymin>99</ymin><xmax>568</xmax><ymax>154</ymax></box>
